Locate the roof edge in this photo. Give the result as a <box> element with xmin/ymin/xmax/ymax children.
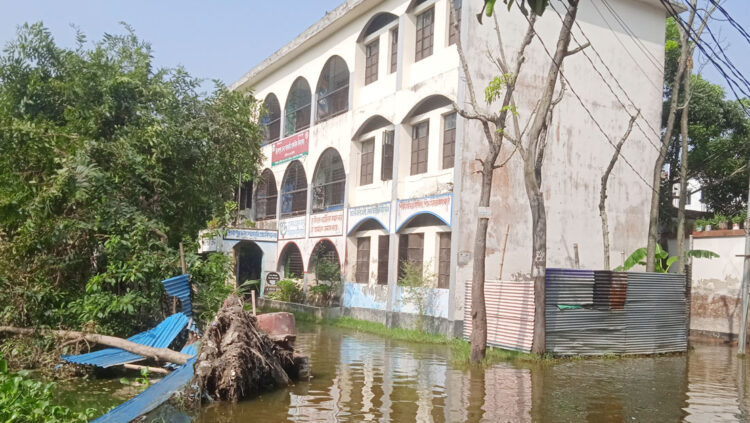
<box><xmin>230</xmin><ymin>0</ymin><xmax>373</xmax><ymax>92</ymax></box>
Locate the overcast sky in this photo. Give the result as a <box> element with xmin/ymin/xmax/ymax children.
<box><xmin>0</xmin><ymin>0</ymin><xmax>747</xmax><ymax>99</ymax></box>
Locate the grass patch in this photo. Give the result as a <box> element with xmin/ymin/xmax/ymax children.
<box><xmin>257</xmin><ymin>306</ymin><xmax>539</xmax><ymax>366</ymax></box>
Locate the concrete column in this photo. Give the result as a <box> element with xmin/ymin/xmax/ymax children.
<box><xmin>445</xmin><ymin>2</ymin><xmax>468</xmax><ymax>336</ymax></box>
<box><xmin>395</xmin><ymin>15</ymin><xmax>406</xmax><ymax>91</ymax></box>
<box><xmin>385</xmin><ymin>124</ymin><xmax>404</xmax><ymax>328</ymax></box>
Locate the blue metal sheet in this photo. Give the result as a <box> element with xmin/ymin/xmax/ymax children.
<box><xmin>92</xmin><ymin>357</ymin><xmax>196</xmax><ymax>423</ymax></box>
<box><xmin>61</xmin><ymin>313</ymin><xmax>189</xmax><ymax>368</ymax></box>
<box><xmin>161</xmin><ymin>274</ymin><xmax>193</xmax><ymax>318</ymax></box>
<box><xmin>165</xmin><ymin>343</ymin><xmax>199</xmax><ymax>370</ymax></box>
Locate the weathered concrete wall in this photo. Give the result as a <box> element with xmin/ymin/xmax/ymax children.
<box><xmin>452</xmin><ymin>0</ymin><xmax>667</xmax><ymax>321</ymax></box>
<box><xmin>689</xmin><ymin>233</ymin><xmax>745</xmax><ymax>338</ymax></box>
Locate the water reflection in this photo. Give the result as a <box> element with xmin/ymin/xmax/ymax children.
<box><xmin>195</xmin><ymin>325</ymin><xmax>750</xmax><ymax>422</ymax></box>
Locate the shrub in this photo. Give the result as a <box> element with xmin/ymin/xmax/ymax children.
<box><xmin>315</xmin><ymin>258</ymin><xmax>341</xmax><ymax>283</ymax></box>
<box><xmin>267</xmin><ymin>279</ymin><xmax>303</xmax><ymax>303</ymax></box>
<box><xmin>398</xmin><ymin>261</ymin><xmax>435</xmax><ymax>332</ymax></box>
<box><xmin>0</xmin><ymin>354</ymin><xmax>96</xmax><ymax>422</ymax></box>
<box><xmin>191</xmin><ymin>251</ymin><xmax>234</xmax><ymax>324</ymax></box>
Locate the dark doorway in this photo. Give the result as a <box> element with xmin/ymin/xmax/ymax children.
<box><xmin>235</xmin><ymin>242</ymin><xmax>263</xmax><ymax>288</ymax></box>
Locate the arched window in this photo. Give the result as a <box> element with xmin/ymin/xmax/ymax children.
<box><xmin>311</xmin><ymin>148</ymin><xmax>346</xmax><ymax>213</ymax></box>
<box><xmin>284</xmin><ymin>78</ymin><xmax>311</xmax><ymax>136</ymax></box>
<box><xmin>255</xmin><ymin>169</ymin><xmax>277</xmax><ymax>220</ymax></box>
<box><xmin>261</xmin><ymin>94</ymin><xmax>281</xmax><ymax>144</ymax></box>
<box><xmin>280</xmin><ymin>161</ymin><xmax>308</xmax><ymax>217</ymax></box>
<box><xmin>279</xmin><ymin>243</ymin><xmax>304</xmax><ymax>278</ymax></box>
<box><xmin>316</xmin><ymin>56</ymin><xmax>349</xmax><ymax>122</ymax></box>
<box><xmin>310</xmin><ymin>240</ymin><xmax>341</xmax><ymax>283</ymax></box>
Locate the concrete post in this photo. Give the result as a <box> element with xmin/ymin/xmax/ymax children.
<box><xmin>737</xmin><ymin>158</ymin><xmax>750</xmax><ymax>353</ymax></box>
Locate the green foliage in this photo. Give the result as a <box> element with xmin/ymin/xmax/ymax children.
<box><xmin>616</xmin><ymin>244</ymin><xmax>719</xmax><ymax>273</ymax></box>
<box><xmin>120</xmin><ymin>367</ymin><xmax>152</xmax><ymax>391</ymax></box>
<box><xmin>190</xmin><ymin>251</ymin><xmax>234</xmax><ymax>324</ymax></box>
<box><xmin>695</xmin><ymin>218</ymin><xmax>707</xmax><ymax>228</ymax></box>
<box><xmin>0</xmin><ymin>354</ymin><xmax>96</xmax><ymax>422</ymax></box>
<box><xmin>662</xmin><ymin>18</ymin><xmax>749</xmax><ymax>220</ymax></box>
<box><xmin>267</xmin><ymin>279</ymin><xmax>303</xmax><ymax>303</ymax></box>
<box><xmin>398</xmin><ymin>261</ymin><xmax>435</xmax><ymax>332</ymax></box>
<box><xmin>315</xmin><ymin>257</ymin><xmax>341</xmax><ymax>283</ymax></box>
<box><xmin>481</xmin><ymin>0</ymin><xmax>551</xmax><ymax>17</ymax></box>
<box><xmin>0</xmin><ymin>23</ymin><xmax>262</xmax><ymax>335</ymax></box>
<box><xmin>309</xmin><ymin>284</ymin><xmax>332</xmax><ymax>296</ymax></box>
<box><xmin>484</xmin><ymin>73</ymin><xmax>513</xmax><ymax>104</ymax></box>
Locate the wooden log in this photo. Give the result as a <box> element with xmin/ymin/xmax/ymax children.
<box><xmin>123</xmin><ymin>363</ymin><xmax>170</xmax><ymax>375</ymax></box>
<box><xmin>0</xmin><ymin>326</ymin><xmax>191</xmax><ymax>365</ymax></box>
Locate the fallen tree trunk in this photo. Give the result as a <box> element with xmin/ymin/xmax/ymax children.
<box><xmin>0</xmin><ymin>326</ymin><xmax>191</xmax><ymax>365</ymax></box>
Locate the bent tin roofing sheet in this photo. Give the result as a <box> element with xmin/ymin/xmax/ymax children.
<box><xmin>61</xmin><ymin>312</ymin><xmax>189</xmax><ymax>368</ymax></box>
<box><xmin>161</xmin><ymin>274</ymin><xmax>193</xmax><ymax>318</ymax></box>
<box><xmin>92</xmin><ymin>356</ymin><xmax>197</xmax><ymax>423</ymax></box>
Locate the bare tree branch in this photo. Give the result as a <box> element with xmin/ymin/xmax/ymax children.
<box><xmin>565</xmin><ymin>42</ymin><xmax>590</xmax><ymax>56</ymax></box>
<box><xmin>600</xmin><ymin>110</ymin><xmax>640</xmax><ymax>270</ymax></box>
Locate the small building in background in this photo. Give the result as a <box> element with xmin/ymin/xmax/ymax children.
<box><xmin>672</xmin><ymin>178</ymin><xmax>708</xmax><ymax>213</ymax></box>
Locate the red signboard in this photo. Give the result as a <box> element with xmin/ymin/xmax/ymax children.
<box><xmin>272</xmin><ymin>130</ymin><xmax>309</xmax><ymax>166</ymax></box>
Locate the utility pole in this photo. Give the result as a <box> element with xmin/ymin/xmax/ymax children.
<box><xmin>737</xmin><ymin>158</ymin><xmax>750</xmax><ymax>354</ymax></box>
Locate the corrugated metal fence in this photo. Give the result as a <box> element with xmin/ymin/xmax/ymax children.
<box><xmin>464</xmin><ymin>269</ymin><xmax>687</xmax><ymax>356</ymax></box>
<box><xmin>546</xmin><ymin>268</ymin><xmax>687</xmax><ymax>355</ymax></box>
<box><xmin>463</xmin><ymin>279</ymin><xmax>535</xmax><ymax>353</ymax></box>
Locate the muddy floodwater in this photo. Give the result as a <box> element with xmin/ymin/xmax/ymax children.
<box><xmin>60</xmin><ymin>324</ymin><xmax>750</xmax><ymax>422</ymax></box>
<box><xmin>187</xmin><ymin>324</ymin><xmax>748</xmax><ymax>422</ymax></box>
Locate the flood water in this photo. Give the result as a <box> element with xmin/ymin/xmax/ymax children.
<box><xmin>183</xmin><ymin>324</ymin><xmax>750</xmax><ymax>422</ymax></box>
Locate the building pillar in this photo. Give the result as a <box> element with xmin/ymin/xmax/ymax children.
<box><xmin>385</xmin><ymin>124</ymin><xmax>404</xmax><ymax>328</ymax></box>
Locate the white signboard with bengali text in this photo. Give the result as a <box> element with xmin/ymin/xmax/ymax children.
<box><xmin>278</xmin><ymin>216</ymin><xmax>306</xmax><ymax>240</ymax></box>
<box><xmin>396</xmin><ymin>193</ymin><xmax>452</xmax><ymax>230</ymax></box>
<box><xmin>347</xmin><ymin>202</ymin><xmax>391</xmax><ymax>234</ymax></box>
<box><xmin>309</xmin><ymin>210</ymin><xmax>344</xmax><ymax>238</ymax></box>
<box><xmin>223</xmin><ymin>228</ymin><xmax>278</xmax><ymax>242</ymax></box>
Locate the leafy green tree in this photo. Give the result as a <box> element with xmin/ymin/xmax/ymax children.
<box><xmin>0</xmin><ymin>23</ymin><xmax>263</xmax><ymax>335</ymax></box>
<box><xmin>662</xmin><ymin>19</ymin><xmax>749</xmax><ymax>220</ymax></box>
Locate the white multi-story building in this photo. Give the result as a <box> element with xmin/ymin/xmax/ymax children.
<box><xmin>203</xmin><ymin>0</ymin><xmax>674</xmax><ymax>336</ymax></box>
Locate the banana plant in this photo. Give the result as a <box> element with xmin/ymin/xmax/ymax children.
<box><xmin>615</xmin><ymin>244</ymin><xmax>719</xmax><ymax>273</ymax></box>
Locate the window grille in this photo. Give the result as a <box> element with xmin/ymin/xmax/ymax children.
<box><xmin>280</xmin><ymin>161</ymin><xmax>308</xmax><ymax>217</ymax></box>
<box><xmin>317</xmin><ymin>57</ymin><xmax>350</xmax><ymax>122</ymax></box>
<box><xmin>284</xmin><ymin>78</ymin><xmax>311</xmax><ymax>136</ymax></box>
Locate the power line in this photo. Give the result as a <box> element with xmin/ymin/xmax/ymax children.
<box><xmin>707</xmin><ymin>0</ymin><xmax>750</xmax><ymax>46</ymax></box>
<box><xmin>682</xmin><ymin>1</ymin><xmax>750</xmax><ymax>93</ymax></box>
<box><xmin>587</xmin><ymin>0</ymin><xmax>663</xmax><ymax>91</ymax></box>
<box><xmin>549</xmin><ymin>1</ymin><xmax>663</xmax><ymax>154</ymax></box>
<box><xmin>659</xmin><ymin>0</ymin><xmax>750</xmax><ymax>116</ymax></box>
<box><xmin>600</xmin><ymin>0</ymin><xmax>665</xmax><ymax>72</ymax></box>
<box><xmin>518</xmin><ymin>7</ymin><xmax>659</xmax><ymax>195</ymax></box>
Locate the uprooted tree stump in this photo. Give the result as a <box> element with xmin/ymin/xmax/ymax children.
<box><xmin>193</xmin><ymin>295</ymin><xmax>309</xmax><ymax>402</ymax></box>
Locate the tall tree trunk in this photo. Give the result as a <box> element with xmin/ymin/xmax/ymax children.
<box><xmin>470</xmin><ymin>145</ymin><xmax>500</xmax><ymax>362</ymax></box>
<box><xmin>525</xmin><ymin>164</ymin><xmax>548</xmax><ymax>354</ymax></box>
<box><xmin>646</xmin><ymin>48</ymin><xmax>687</xmax><ymax>271</ymax></box>
<box><xmin>526</xmin><ymin>0</ymin><xmax>580</xmax><ymax>355</ymax></box>
<box><xmin>676</xmin><ymin>62</ymin><xmax>692</xmax><ymax>274</ymax></box>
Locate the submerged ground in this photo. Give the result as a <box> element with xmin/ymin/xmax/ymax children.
<box><xmin>57</xmin><ymin>323</ymin><xmax>749</xmax><ymax>422</ymax></box>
